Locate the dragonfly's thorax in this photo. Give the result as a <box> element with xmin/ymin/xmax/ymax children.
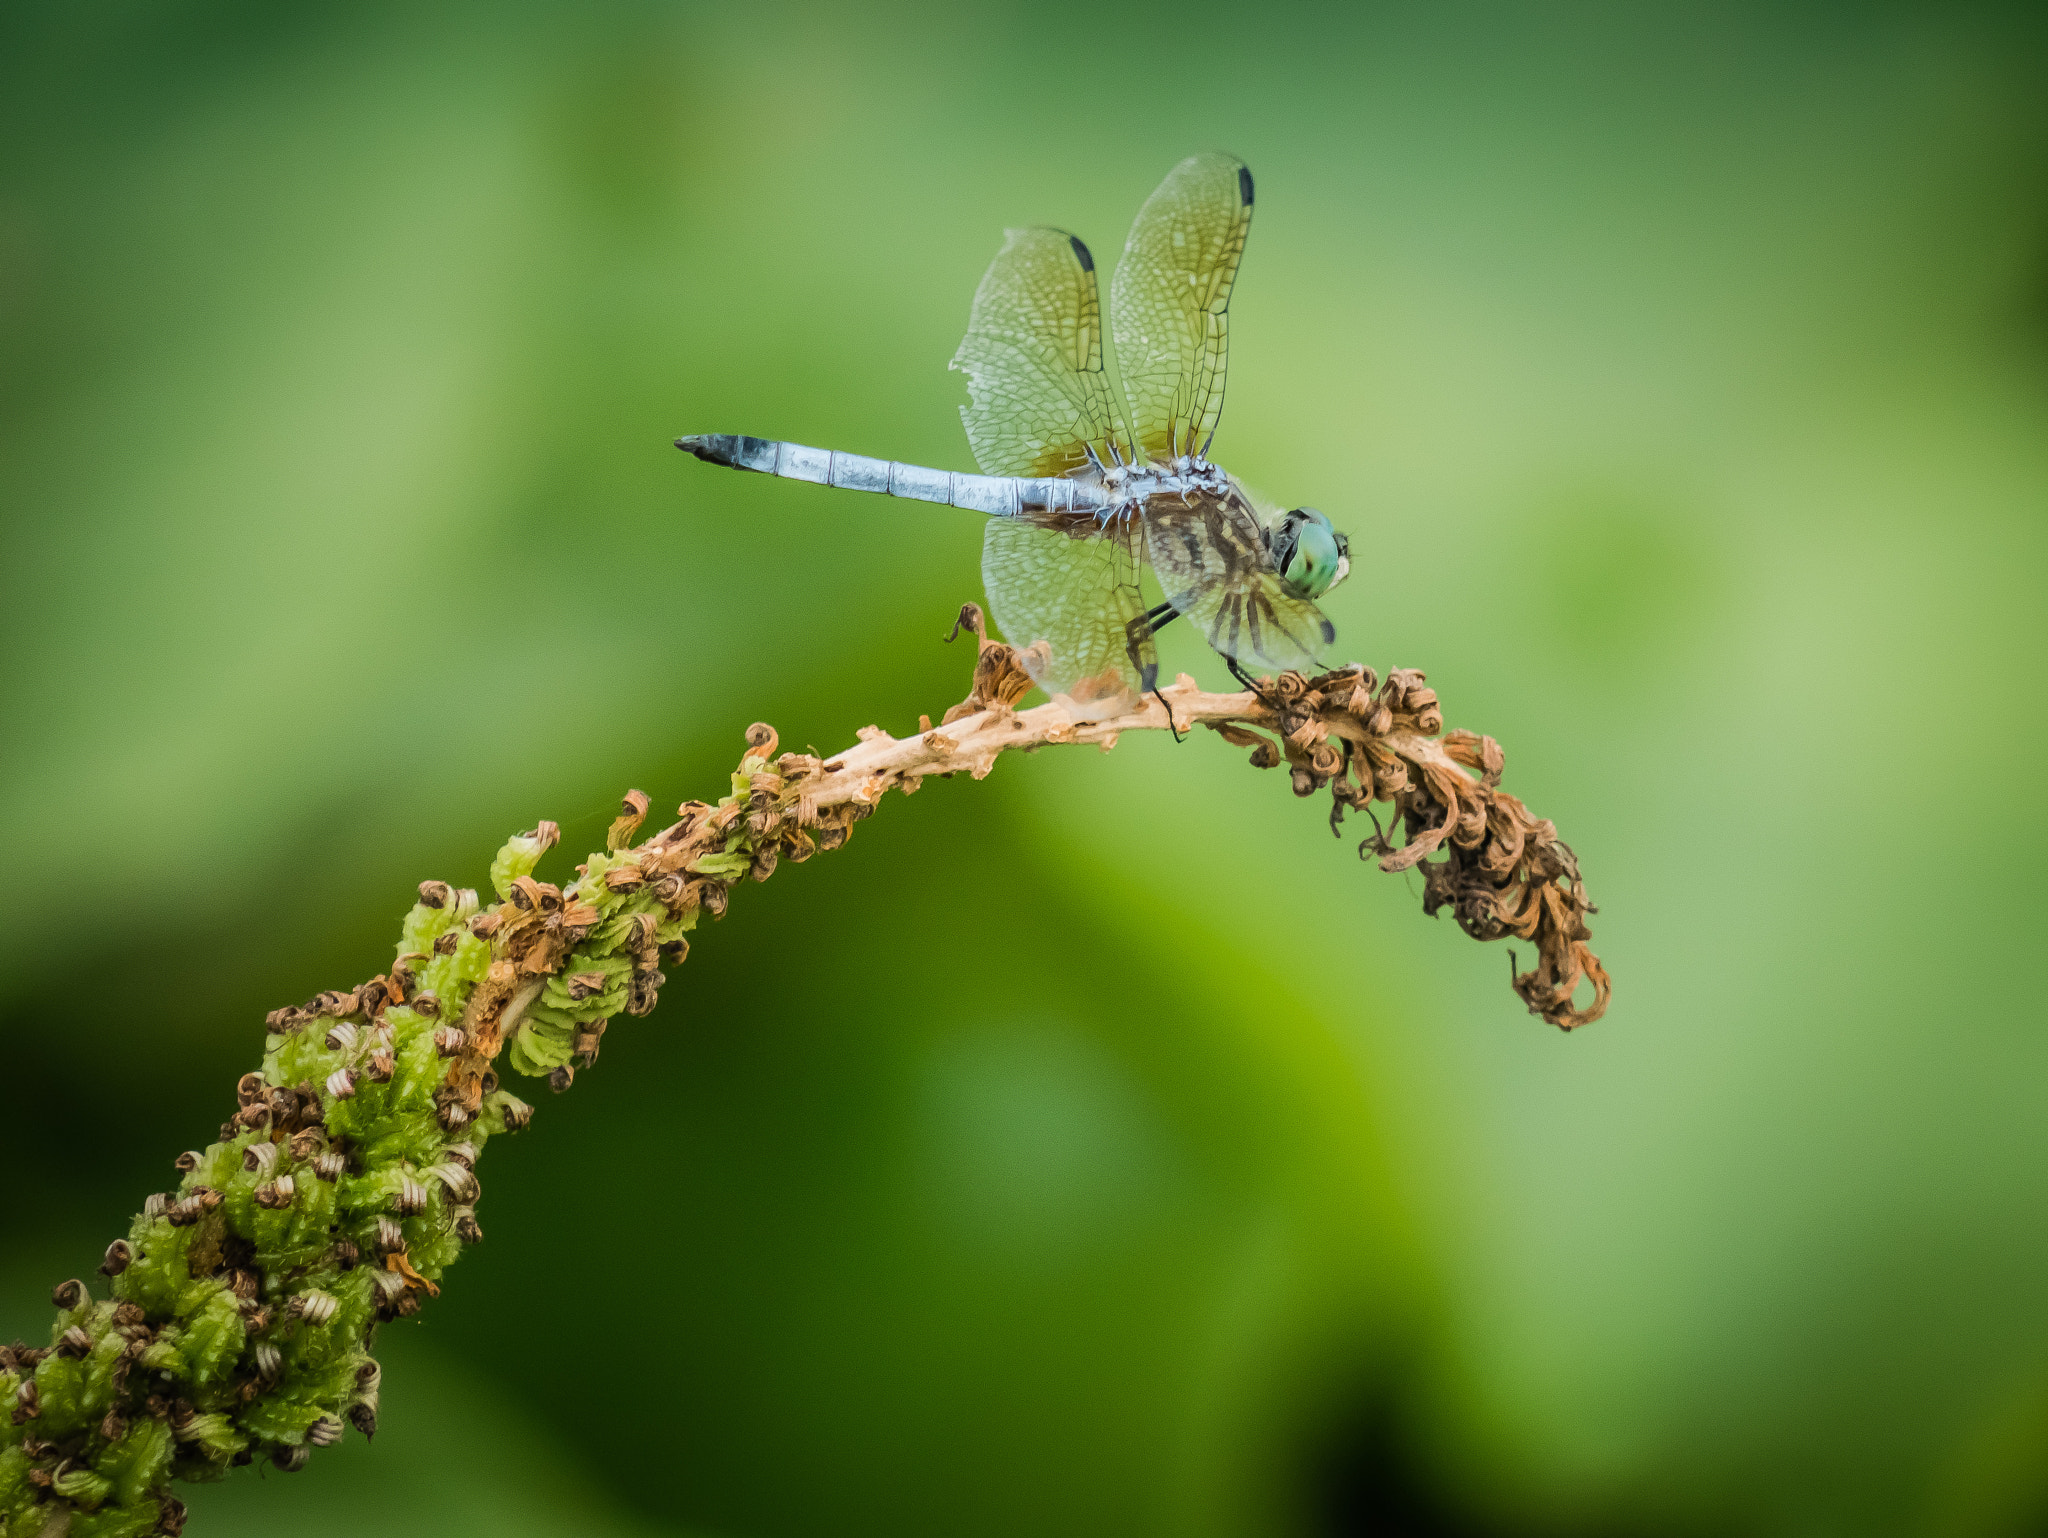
<box><xmin>1087</xmin><ymin>455</ymin><xmax>1238</xmax><ymax>517</ymax></box>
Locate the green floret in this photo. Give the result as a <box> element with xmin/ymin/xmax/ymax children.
<box><xmin>30</xmin><ymin>1355</ymin><xmax>90</xmax><ymax>1438</ymax></box>
<box><xmin>419</xmin><ymin>929</ymin><xmax>490</xmax><ymax>1001</ymax></box>
<box><xmin>51</xmin><ymin>1467</ymin><xmax>112</xmax><ymax>1511</ymax></box>
<box><xmin>95</xmin><ymin>1418</ymin><xmax>173</xmax><ymax>1511</ymax></box>
<box><xmin>235</xmin><ymin>1395</ymin><xmax>325</xmax><ymax>1446</ymax></box>
<box><xmin>179</xmin><ymin>1289</ymin><xmax>245</xmax><ymax>1389</ymax></box>
<box><xmin>488</xmin><ymin>829</ymin><xmax>552</xmax><ymax>900</ymax></box>
<box><xmin>74</xmin><ymin>1501</ymin><xmax>166</xmax><ymax>1538</ymax></box>
<box><xmin>172</xmin><ymin>1412</ymin><xmax>244</xmax><ymax>1465</ymax></box>
<box><xmin>689</xmin><ymin>847</ymin><xmax>752</xmax><ymax>879</ymax></box>
<box><xmin>508</xmin><ymin>1015</ymin><xmax>576</xmax><ymax>1076</ymax></box>
<box><xmin>395</xmin><ymin>897</ymin><xmax>456</xmax><ymax>963</ymax></box>
<box><xmin>0</xmin><ymin>1443</ymin><xmax>30</xmax><ymax>1509</ymax></box>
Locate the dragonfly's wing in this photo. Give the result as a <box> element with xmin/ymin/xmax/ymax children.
<box><xmin>1109</xmin><ymin>153</ymin><xmax>1254</xmax><ymax>464</ymax></box>
<box><xmin>1143</xmin><ymin>498</ymin><xmax>1335</xmax><ymax>676</ymax></box>
<box><xmin>951</xmin><ymin>227</ymin><xmax>1132</xmax><ymax>477</ymax></box>
<box><xmin>982</xmin><ymin>513</ymin><xmax>1153</xmax><ymax>703</ymax></box>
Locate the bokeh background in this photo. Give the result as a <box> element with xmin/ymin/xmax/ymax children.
<box><xmin>4</xmin><ymin>2</ymin><xmax>2047</xmax><ymax>1533</ymax></box>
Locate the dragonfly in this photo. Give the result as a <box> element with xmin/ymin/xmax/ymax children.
<box><xmin>677</xmin><ymin>153</ymin><xmax>1352</xmax><ymax>719</ymax></box>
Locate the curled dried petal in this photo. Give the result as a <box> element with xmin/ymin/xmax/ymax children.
<box><xmin>607</xmin><ymin>789</ymin><xmax>651</xmax><ymax>852</ymax></box>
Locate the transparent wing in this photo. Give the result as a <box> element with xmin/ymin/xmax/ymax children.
<box><xmin>1143</xmin><ymin>498</ymin><xmax>1335</xmax><ymax>676</ymax></box>
<box><xmin>1109</xmin><ymin>153</ymin><xmax>1254</xmax><ymax>464</ymax></box>
<box><xmin>951</xmin><ymin>227</ymin><xmax>1131</xmax><ymax>478</ymax></box>
<box><xmin>982</xmin><ymin>513</ymin><xmax>1153</xmax><ymax>703</ymax></box>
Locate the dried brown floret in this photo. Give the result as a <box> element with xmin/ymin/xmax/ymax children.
<box><xmin>607</xmin><ymin>789</ymin><xmax>652</xmax><ymax>852</ymax></box>
<box><xmin>940</xmin><ymin>603</ymin><xmax>1036</xmax><ymax>724</ymax></box>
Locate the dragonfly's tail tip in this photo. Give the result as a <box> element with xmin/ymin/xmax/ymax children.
<box><xmin>675</xmin><ymin>434</ymin><xmax>726</xmax><ymax>463</ymax></box>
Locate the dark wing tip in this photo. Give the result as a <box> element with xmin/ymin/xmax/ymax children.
<box><xmin>1319</xmin><ymin>618</ymin><xmax>1335</xmax><ymax>645</ymax></box>
<box><xmin>1238</xmin><ymin>165</ymin><xmax>1254</xmax><ymax>207</ymax></box>
<box><xmin>1068</xmin><ymin>234</ymin><xmax>1095</xmax><ymax>272</ymax></box>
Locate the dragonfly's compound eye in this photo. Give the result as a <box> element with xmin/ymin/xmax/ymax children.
<box><xmin>1278</xmin><ymin>508</ymin><xmax>1347</xmax><ymax>600</ymax></box>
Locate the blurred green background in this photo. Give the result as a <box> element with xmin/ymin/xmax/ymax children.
<box><xmin>4</xmin><ymin>2</ymin><xmax>2047</xmax><ymax>1533</ymax></box>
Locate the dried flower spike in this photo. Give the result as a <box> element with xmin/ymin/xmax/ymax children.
<box><xmin>4</xmin><ymin>600</ymin><xmax>1603</xmax><ymax>1538</ymax></box>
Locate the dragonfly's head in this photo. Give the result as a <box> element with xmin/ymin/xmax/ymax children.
<box><xmin>1273</xmin><ymin>507</ymin><xmax>1351</xmax><ymax>601</ymax></box>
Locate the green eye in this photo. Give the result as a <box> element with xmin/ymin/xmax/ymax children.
<box><xmin>1279</xmin><ymin>512</ymin><xmax>1345</xmax><ymax>600</ymax></box>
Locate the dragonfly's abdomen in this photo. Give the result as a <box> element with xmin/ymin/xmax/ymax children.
<box><xmin>676</xmin><ymin>434</ymin><xmax>1108</xmax><ymax>518</ymax></box>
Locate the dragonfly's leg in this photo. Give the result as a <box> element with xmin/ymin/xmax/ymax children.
<box><xmin>1124</xmin><ymin>605</ymin><xmax>1179</xmax><ymax>694</ymax></box>
<box><xmin>1146</xmin><ymin>675</ymin><xmax>1196</xmax><ymax>741</ymax></box>
<box><xmin>1225</xmin><ymin>655</ymin><xmax>1268</xmax><ymax>695</ymax></box>
<box><xmin>1125</xmin><ymin>605</ymin><xmax>1184</xmax><ymax>743</ymax></box>
<box><xmin>1148</xmin><ymin>680</ymin><xmax>1184</xmax><ymax>743</ymax></box>
<box><xmin>1123</xmin><ymin>620</ymin><xmax>1157</xmax><ymax>694</ymax></box>
<box><xmin>1128</xmin><ymin>600</ymin><xmax>1180</xmax><ymax>665</ymax></box>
